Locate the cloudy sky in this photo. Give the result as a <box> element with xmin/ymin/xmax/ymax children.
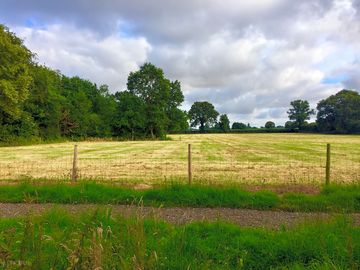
<box><xmin>1</xmin><ymin>0</ymin><xmax>360</xmax><ymax>126</ymax></box>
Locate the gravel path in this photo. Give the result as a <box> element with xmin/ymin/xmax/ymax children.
<box><xmin>0</xmin><ymin>203</ymin><xmax>359</xmax><ymax>229</ymax></box>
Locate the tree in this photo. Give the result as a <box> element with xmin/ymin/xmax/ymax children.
<box><xmin>113</xmin><ymin>91</ymin><xmax>145</xmax><ymax>139</ymax></box>
<box><xmin>87</xmin><ymin>84</ymin><xmax>117</xmax><ymax>137</ymax></box>
<box><xmin>265</xmin><ymin>121</ymin><xmax>275</xmax><ymax>129</ymax></box>
<box><xmin>25</xmin><ymin>65</ymin><xmax>63</xmax><ymax>139</ymax></box>
<box><xmin>285</xmin><ymin>121</ymin><xmax>296</xmax><ymax>131</ymax></box>
<box><xmin>219</xmin><ymin>114</ymin><xmax>230</xmax><ymax>132</ymax></box>
<box><xmin>60</xmin><ymin>76</ymin><xmax>95</xmax><ymax>137</ymax></box>
<box><xmin>0</xmin><ymin>25</ymin><xmax>33</xmax><ymax>120</ymax></box>
<box><xmin>0</xmin><ymin>25</ymin><xmax>34</xmax><ymax>141</ymax></box>
<box><xmin>232</xmin><ymin>122</ymin><xmax>247</xmax><ymax>129</ymax></box>
<box><xmin>188</xmin><ymin>101</ymin><xmax>219</xmax><ymax>131</ymax></box>
<box><xmin>166</xmin><ymin>80</ymin><xmax>188</xmax><ymax>133</ymax></box>
<box><xmin>316</xmin><ymin>90</ymin><xmax>360</xmax><ymax>133</ymax></box>
<box><xmin>0</xmin><ymin>24</ymin><xmax>192</xmax><ymax>141</ymax></box>
<box><xmin>127</xmin><ymin>63</ymin><xmax>171</xmax><ymax>138</ymax></box>
<box><xmin>287</xmin><ymin>100</ymin><xmax>315</xmax><ymax>130</ymax></box>
<box><xmin>167</xmin><ymin>108</ymin><xmax>189</xmax><ymax>133</ymax></box>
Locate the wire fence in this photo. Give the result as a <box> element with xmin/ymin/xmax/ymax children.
<box><xmin>0</xmin><ymin>142</ymin><xmax>359</xmax><ymax>185</ymax></box>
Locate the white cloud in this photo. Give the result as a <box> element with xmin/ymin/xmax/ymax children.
<box><xmin>14</xmin><ymin>24</ymin><xmax>151</xmax><ymax>91</ymax></box>
<box><xmin>1</xmin><ymin>0</ymin><xmax>360</xmax><ymax>125</ymax></box>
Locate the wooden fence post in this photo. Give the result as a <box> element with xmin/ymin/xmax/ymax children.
<box><xmin>325</xmin><ymin>143</ymin><xmax>331</xmax><ymax>185</ymax></box>
<box><xmin>72</xmin><ymin>144</ymin><xmax>78</xmax><ymax>182</ymax></box>
<box><xmin>188</xmin><ymin>144</ymin><xmax>192</xmax><ymax>185</ymax></box>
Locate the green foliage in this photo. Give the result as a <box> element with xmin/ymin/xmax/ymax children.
<box><xmin>0</xmin><ymin>182</ymin><xmax>359</xmax><ymax>212</ymax></box>
<box><xmin>3</xmin><ymin>23</ymin><xmax>360</xmax><ymax>142</ymax></box>
<box><xmin>265</xmin><ymin>121</ymin><xmax>275</xmax><ymax>129</ymax></box>
<box><xmin>25</xmin><ymin>65</ymin><xmax>63</xmax><ymax>139</ymax></box>
<box><xmin>232</xmin><ymin>122</ymin><xmax>247</xmax><ymax>129</ymax></box>
<box><xmin>166</xmin><ymin>80</ymin><xmax>189</xmax><ymax>133</ymax></box>
<box><xmin>285</xmin><ymin>120</ymin><xmax>297</xmax><ymax>131</ymax></box>
<box><xmin>287</xmin><ymin>100</ymin><xmax>315</xmax><ymax>130</ymax></box>
<box><xmin>127</xmin><ymin>63</ymin><xmax>169</xmax><ymax>138</ymax></box>
<box><xmin>189</xmin><ymin>101</ymin><xmax>219</xmax><ymax>131</ymax></box>
<box><xmin>113</xmin><ymin>91</ymin><xmax>146</xmax><ymax>139</ymax></box>
<box><xmin>127</xmin><ymin>63</ymin><xmax>187</xmax><ymax>138</ymax></box>
<box><xmin>317</xmin><ymin>89</ymin><xmax>360</xmax><ymax>133</ymax></box>
<box><xmin>0</xmin><ymin>24</ymin><xmax>33</xmax><ymax>122</ymax></box>
<box><xmin>218</xmin><ymin>114</ymin><xmax>230</xmax><ymax>132</ymax></box>
<box><xmin>0</xmin><ymin>24</ymin><xmax>34</xmax><ymax>142</ymax></box>
<box><xmin>0</xmin><ymin>25</ymin><xmax>187</xmax><ymax>142</ymax></box>
<box><xmin>0</xmin><ymin>210</ymin><xmax>358</xmax><ymax>269</ymax></box>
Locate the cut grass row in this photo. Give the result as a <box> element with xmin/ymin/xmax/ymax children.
<box><xmin>0</xmin><ymin>209</ymin><xmax>358</xmax><ymax>269</ymax></box>
<box><xmin>0</xmin><ymin>182</ymin><xmax>359</xmax><ymax>212</ymax></box>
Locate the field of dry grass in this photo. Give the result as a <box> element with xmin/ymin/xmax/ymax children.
<box><xmin>0</xmin><ymin>133</ymin><xmax>359</xmax><ymax>185</ymax></box>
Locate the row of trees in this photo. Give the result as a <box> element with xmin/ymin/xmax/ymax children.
<box><xmin>1</xmin><ymin>24</ymin><xmax>359</xmax><ymax>142</ymax></box>
<box><xmin>188</xmin><ymin>90</ymin><xmax>360</xmax><ymax>134</ymax></box>
<box><xmin>286</xmin><ymin>90</ymin><xmax>360</xmax><ymax>133</ymax></box>
<box><xmin>188</xmin><ymin>101</ymin><xmax>233</xmax><ymax>132</ymax></box>
<box><xmin>188</xmin><ymin>103</ymin><xmax>280</xmax><ymax>132</ymax></box>
<box><xmin>0</xmin><ymin>25</ymin><xmax>187</xmax><ymax>141</ymax></box>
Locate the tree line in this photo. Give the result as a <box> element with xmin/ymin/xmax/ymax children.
<box><xmin>0</xmin><ymin>25</ymin><xmax>188</xmax><ymax>142</ymax></box>
<box><xmin>187</xmin><ymin>91</ymin><xmax>360</xmax><ymax>134</ymax></box>
<box><xmin>1</xmin><ymin>24</ymin><xmax>360</xmax><ymax>144</ymax></box>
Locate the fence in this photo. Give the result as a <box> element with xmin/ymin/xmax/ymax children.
<box><xmin>0</xmin><ymin>140</ymin><xmax>359</xmax><ymax>185</ymax></box>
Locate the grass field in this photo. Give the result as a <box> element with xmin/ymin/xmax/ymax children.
<box><xmin>1</xmin><ymin>182</ymin><xmax>359</xmax><ymax>212</ymax></box>
<box><xmin>0</xmin><ymin>210</ymin><xmax>358</xmax><ymax>269</ymax></box>
<box><xmin>0</xmin><ymin>134</ymin><xmax>359</xmax><ymax>184</ymax></box>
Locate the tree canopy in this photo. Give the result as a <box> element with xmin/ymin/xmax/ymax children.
<box><xmin>316</xmin><ymin>89</ymin><xmax>360</xmax><ymax>133</ymax></box>
<box><xmin>219</xmin><ymin>114</ymin><xmax>230</xmax><ymax>132</ymax></box>
<box><xmin>287</xmin><ymin>100</ymin><xmax>315</xmax><ymax>130</ymax></box>
<box><xmin>127</xmin><ymin>63</ymin><xmax>187</xmax><ymax>138</ymax></box>
<box><xmin>265</xmin><ymin>121</ymin><xmax>275</xmax><ymax>129</ymax></box>
<box><xmin>0</xmin><ymin>24</ymin><xmax>33</xmax><ymax>136</ymax></box>
<box><xmin>232</xmin><ymin>122</ymin><xmax>247</xmax><ymax>130</ymax></box>
<box><xmin>188</xmin><ymin>101</ymin><xmax>219</xmax><ymax>132</ymax></box>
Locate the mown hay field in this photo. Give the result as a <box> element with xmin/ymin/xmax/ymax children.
<box><xmin>0</xmin><ymin>134</ymin><xmax>359</xmax><ymax>185</ymax></box>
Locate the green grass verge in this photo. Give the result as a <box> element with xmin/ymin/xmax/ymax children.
<box><xmin>0</xmin><ymin>182</ymin><xmax>359</xmax><ymax>212</ymax></box>
<box><xmin>0</xmin><ymin>209</ymin><xmax>358</xmax><ymax>269</ymax></box>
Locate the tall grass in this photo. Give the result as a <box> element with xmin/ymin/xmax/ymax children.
<box><xmin>0</xmin><ymin>209</ymin><xmax>358</xmax><ymax>269</ymax></box>
<box><xmin>0</xmin><ymin>182</ymin><xmax>359</xmax><ymax>212</ymax></box>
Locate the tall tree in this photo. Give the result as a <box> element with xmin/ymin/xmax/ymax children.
<box><xmin>0</xmin><ymin>24</ymin><xmax>33</xmax><ymax>120</ymax></box>
<box><xmin>127</xmin><ymin>63</ymin><xmax>171</xmax><ymax>138</ymax></box>
<box><xmin>0</xmin><ymin>24</ymin><xmax>35</xmax><ymax>141</ymax></box>
<box><xmin>188</xmin><ymin>101</ymin><xmax>219</xmax><ymax>131</ymax></box>
<box><xmin>317</xmin><ymin>90</ymin><xmax>360</xmax><ymax>133</ymax></box>
<box><xmin>219</xmin><ymin>114</ymin><xmax>230</xmax><ymax>132</ymax></box>
<box><xmin>287</xmin><ymin>100</ymin><xmax>315</xmax><ymax>130</ymax></box>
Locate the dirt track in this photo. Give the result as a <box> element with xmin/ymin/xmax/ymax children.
<box><xmin>0</xmin><ymin>203</ymin><xmax>359</xmax><ymax>228</ymax></box>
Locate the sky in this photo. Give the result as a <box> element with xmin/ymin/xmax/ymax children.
<box><xmin>1</xmin><ymin>0</ymin><xmax>360</xmax><ymax>126</ymax></box>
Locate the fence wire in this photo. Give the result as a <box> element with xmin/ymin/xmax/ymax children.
<box><xmin>0</xmin><ymin>140</ymin><xmax>359</xmax><ymax>185</ymax></box>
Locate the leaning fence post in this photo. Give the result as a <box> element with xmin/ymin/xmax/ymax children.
<box><xmin>72</xmin><ymin>144</ymin><xmax>78</xmax><ymax>182</ymax></box>
<box><xmin>325</xmin><ymin>143</ymin><xmax>331</xmax><ymax>185</ymax></box>
<box><xmin>188</xmin><ymin>144</ymin><xmax>192</xmax><ymax>185</ymax></box>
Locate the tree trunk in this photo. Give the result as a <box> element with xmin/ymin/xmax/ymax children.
<box><xmin>200</xmin><ymin>122</ymin><xmax>205</xmax><ymax>132</ymax></box>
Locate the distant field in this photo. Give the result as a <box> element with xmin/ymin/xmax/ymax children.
<box><xmin>0</xmin><ymin>134</ymin><xmax>359</xmax><ymax>184</ymax></box>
